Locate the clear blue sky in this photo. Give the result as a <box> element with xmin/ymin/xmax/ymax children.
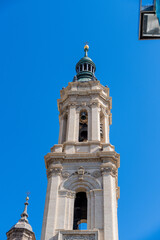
<box><xmin>0</xmin><ymin>0</ymin><xmax>160</xmax><ymax>239</ymax></box>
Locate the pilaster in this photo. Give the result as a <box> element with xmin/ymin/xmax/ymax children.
<box><xmin>101</xmin><ymin>164</ymin><xmax>118</xmax><ymax>240</ymax></box>
<box><xmin>91</xmin><ymin>103</ymin><xmax>100</xmax><ymax>141</ymax></box>
<box><xmin>67</xmin><ymin>105</ymin><xmax>76</xmax><ymax>142</ymax></box>
<box><xmin>41</xmin><ymin>165</ymin><xmax>62</xmax><ymax>240</ymax></box>
<box><xmin>103</xmin><ymin>113</ymin><xmax>109</xmax><ymax>144</ymax></box>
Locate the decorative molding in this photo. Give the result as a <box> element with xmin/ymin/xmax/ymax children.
<box><xmin>62</xmin><ymin>171</ymin><xmax>70</xmax><ymax>179</ymax></box>
<box><xmin>100</xmin><ymin>163</ymin><xmax>117</xmax><ymax>177</ymax></box>
<box><xmin>47</xmin><ymin>163</ymin><xmax>62</xmax><ymax>178</ymax></box>
<box><xmin>59</xmin><ymin>230</ymin><xmax>98</xmax><ymax>240</ymax></box>
<box><xmin>92</xmin><ymin>170</ymin><xmax>101</xmax><ymax>178</ymax></box>
<box><xmin>77</xmin><ymin>166</ymin><xmax>85</xmax><ymax>180</ymax></box>
<box><xmin>62</xmin><ymin>171</ymin><xmax>102</xmax><ymax>191</ymax></box>
<box><xmin>59</xmin><ymin>190</ymin><xmax>76</xmax><ymax>199</ymax></box>
<box><xmin>63</xmin><ymin>235</ymin><xmax>95</xmax><ymax>240</ymax></box>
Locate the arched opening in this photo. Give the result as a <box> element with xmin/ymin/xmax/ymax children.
<box><xmin>79</xmin><ymin>110</ymin><xmax>88</xmax><ymax>142</ymax></box>
<box><xmin>73</xmin><ymin>192</ymin><xmax>87</xmax><ymax>230</ymax></box>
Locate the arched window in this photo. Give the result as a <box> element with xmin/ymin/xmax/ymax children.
<box><xmin>79</xmin><ymin>110</ymin><xmax>88</xmax><ymax>142</ymax></box>
<box><xmin>88</xmin><ymin>64</ymin><xmax>91</xmax><ymax>71</ymax></box>
<box><xmin>84</xmin><ymin>63</ymin><xmax>87</xmax><ymax>71</ymax></box>
<box><xmin>73</xmin><ymin>192</ymin><xmax>87</xmax><ymax>230</ymax></box>
<box><xmin>80</xmin><ymin>64</ymin><xmax>82</xmax><ymax>71</ymax></box>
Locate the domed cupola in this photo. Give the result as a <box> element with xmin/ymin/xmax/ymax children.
<box><xmin>73</xmin><ymin>45</ymin><xmax>97</xmax><ymax>82</ymax></box>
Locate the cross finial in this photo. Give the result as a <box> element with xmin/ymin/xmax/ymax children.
<box><xmin>84</xmin><ymin>42</ymin><xmax>89</xmax><ymax>57</ymax></box>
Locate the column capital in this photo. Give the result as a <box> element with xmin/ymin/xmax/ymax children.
<box><xmin>100</xmin><ymin>162</ymin><xmax>117</xmax><ymax>177</ymax></box>
<box><xmin>90</xmin><ymin>101</ymin><xmax>100</xmax><ymax>108</ymax></box>
<box><xmin>47</xmin><ymin>163</ymin><xmax>63</xmax><ymax>178</ymax></box>
<box><xmin>59</xmin><ymin>190</ymin><xmax>76</xmax><ymax>199</ymax></box>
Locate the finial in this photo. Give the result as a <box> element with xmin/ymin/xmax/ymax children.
<box><xmin>19</xmin><ymin>193</ymin><xmax>30</xmax><ymax>223</ymax></box>
<box><xmin>84</xmin><ymin>42</ymin><xmax>89</xmax><ymax>57</ymax></box>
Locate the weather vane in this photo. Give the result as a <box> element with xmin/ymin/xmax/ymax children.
<box><xmin>84</xmin><ymin>41</ymin><xmax>89</xmax><ymax>46</ymax></box>
<box><xmin>26</xmin><ymin>192</ymin><xmax>31</xmax><ymax>200</ymax></box>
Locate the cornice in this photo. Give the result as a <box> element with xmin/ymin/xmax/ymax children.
<box><xmin>6</xmin><ymin>228</ymin><xmax>36</xmax><ymax>240</ymax></box>
<box><xmin>100</xmin><ymin>162</ymin><xmax>117</xmax><ymax>177</ymax></box>
<box><xmin>58</xmin><ymin>97</ymin><xmax>112</xmax><ymax>115</ymax></box>
<box><xmin>44</xmin><ymin>149</ymin><xmax>120</xmax><ymax>169</ymax></box>
<box><xmin>47</xmin><ymin>163</ymin><xmax>63</xmax><ymax>178</ymax></box>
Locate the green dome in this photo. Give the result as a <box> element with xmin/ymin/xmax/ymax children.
<box><xmin>73</xmin><ymin>45</ymin><xmax>97</xmax><ymax>82</ymax></box>
<box><xmin>76</xmin><ymin>56</ymin><xmax>96</xmax><ymax>70</ymax></box>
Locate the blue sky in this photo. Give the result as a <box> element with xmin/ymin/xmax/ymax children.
<box><xmin>0</xmin><ymin>0</ymin><xmax>160</xmax><ymax>240</ymax></box>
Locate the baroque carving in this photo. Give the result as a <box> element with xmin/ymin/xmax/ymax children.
<box><xmin>59</xmin><ymin>190</ymin><xmax>75</xmax><ymax>199</ymax></box>
<box><xmin>101</xmin><ymin>163</ymin><xmax>117</xmax><ymax>177</ymax></box>
<box><xmin>63</xmin><ymin>235</ymin><xmax>95</xmax><ymax>240</ymax></box>
<box><xmin>62</xmin><ymin>171</ymin><xmax>70</xmax><ymax>179</ymax></box>
<box><xmin>62</xmin><ymin>173</ymin><xmax>102</xmax><ymax>191</ymax></box>
<box><xmin>77</xmin><ymin>166</ymin><xmax>85</xmax><ymax>180</ymax></box>
<box><xmin>92</xmin><ymin>170</ymin><xmax>101</xmax><ymax>178</ymax></box>
<box><xmin>47</xmin><ymin>163</ymin><xmax>62</xmax><ymax>178</ymax></box>
<box><xmin>72</xmin><ymin>167</ymin><xmax>91</xmax><ymax>180</ymax></box>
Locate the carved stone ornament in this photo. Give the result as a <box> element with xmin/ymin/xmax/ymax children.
<box><xmin>62</xmin><ymin>171</ymin><xmax>70</xmax><ymax>179</ymax></box>
<box><xmin>92</xmin><ymin>170</ymin><xmax>101</xmax><ymax>178</ymax></box>
<box><xmin>77</xmin><ymin>166</ymin><xmax>85</xmax><ymax>180</ymax></box>
<box><xmin>63</xmin><ymin>235</ymin><xmax>95</xmax><ymax>240</ymax></box>
<box><xmin>47</xmin><ymin>163</ymin><xmax>62</xmax><ymax>178</ymax></box>
<box><xmin>100</xmin><ymin>163</ymin><xmax>117</xmax><ymax>177</ymax></box>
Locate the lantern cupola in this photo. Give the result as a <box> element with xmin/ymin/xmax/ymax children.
<box><xmin>74</xmin><ymin>44</ymin><xmax>97</xmax><ymax>82</ymax></box>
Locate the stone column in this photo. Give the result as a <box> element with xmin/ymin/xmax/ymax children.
<box><xmin>101</xmin><ymin>164</ymin><xmax>118</xmax><ymax>240</ymax></box>
<box><xmin>67</xmin><ymin>105</ymin><xmax>76</xmax><ymax>142</ymax></box>
<box><xmin>87</xmin><ymin>191</ymin><xmax>91</xmax><ymax>229</ymax></box>
<box><xmin>90</xmin><ymin>190</ymin><xmax>95</xmax><ymax>229</ymax></box>
<box><xmin>94</xmin><ymin>189</ymin><xmax>103</xmax><ymax>229</ymax></box>
<box><xmin>91</xmin><ymin>103</ymin><xmax>100</xmax><ymax>141</ymax></box>
<box><xmin>75</xmin><ymin>110</ymin><xmax>79</xmax><ymax>142</ymax></box>
<box><xmin>56</xmin><ymin>191</ymin><xmax>68</xmax><ymax>230</ymax></box>
<box><xmin>58</xmin><ymin>115</ymin><xmax>64</xmax><ymax>144</ymax></box>
<box><xmin>88</xmin><ymin>108</ymin><xmax>91</xmax><ymax>141</ymax></box>
<box><xmin>41</xmin><ymin>165</ymin><xmax>62</xmax><ymax>240</ymax></box>
<box><xmin>55</xmin><ymin>190</ymin><xmax>75</xmax><ymax>231</ymax></box>
<box><xmin>103</xmin><ymin>113</ymin><xmax>110</xmax><ymax>144</ymax></box>
<box><xmin>67</xmin><ymin>191</ymin><xmax>76</xmax><ymax>230</ymax></box>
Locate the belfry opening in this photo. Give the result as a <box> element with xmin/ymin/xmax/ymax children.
<box><xmin>73</xmin><ymin>192</ymin><xmax>87</xmax><ymax>230</ymax></box>
<box><xmin>79</xmin><ymin>110</ymin><xmax>88</xmax><ymax>142</ymax></box>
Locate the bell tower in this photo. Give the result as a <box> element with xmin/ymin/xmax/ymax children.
<box><xmin>41</xmin><ymin>45</ymin><xmax>120</xmax><ymax>240</ymax></box>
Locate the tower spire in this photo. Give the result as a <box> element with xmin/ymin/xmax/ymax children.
<box><xmin>20</xmin><ymin>195</ymin><xmax>29</xmax><ymax>223</ymax></box>
<box><xmin>6</xmin><ymin>194</ymin><xmax>36</xmax><ymax>240</ymax></box>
